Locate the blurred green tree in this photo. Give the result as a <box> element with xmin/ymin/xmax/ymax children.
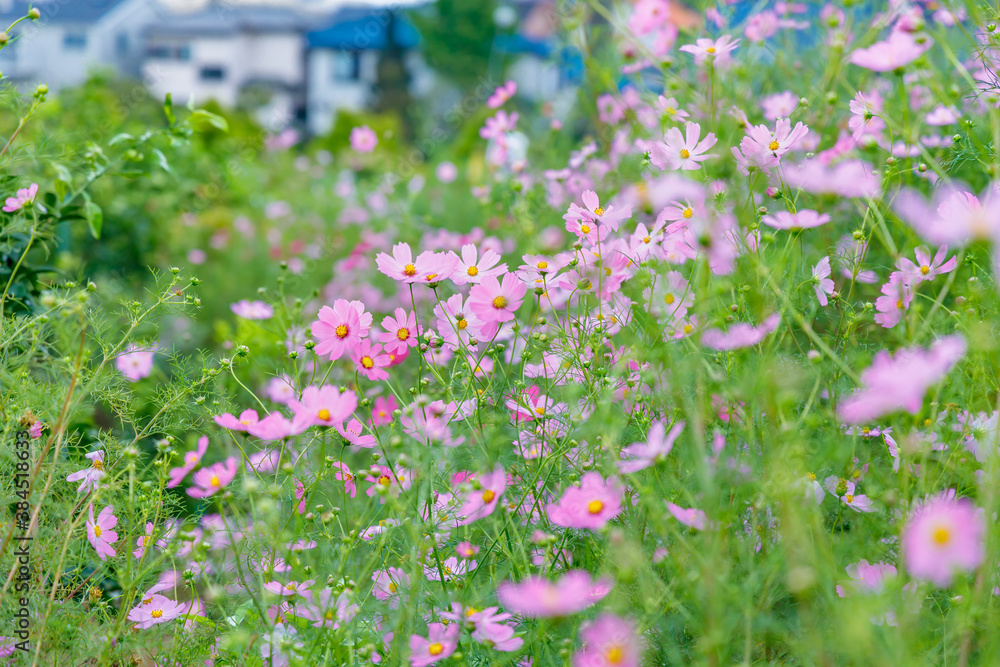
<box><xmin>409</xmin><ymin>0</ymin><xmax>497</xmax><ymax>92</ymax></box>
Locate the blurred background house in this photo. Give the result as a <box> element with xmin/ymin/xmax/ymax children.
<box><xmin>0</xmin><ymin>0</ymin><xmax>580</xmax><ymax>137</ymax></box>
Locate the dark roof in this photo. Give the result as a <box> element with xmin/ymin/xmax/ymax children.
<box><xmin>0</xmin><ymin>0</ymin><xmax>130</xmax><ymax>24</ymax></box>
<box><xmin>146</xmin><ymin>6</ymin><xmax>327</xmax><ymax>38</ymax></box>
<box><xmin>307</xmin><ymin>7</ymin><xmax>419</xmax><ymax>50</ymax></box>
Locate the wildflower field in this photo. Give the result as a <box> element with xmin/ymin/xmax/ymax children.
<box><xmin>6</xmin><ymin>0</ymin><xmax>1000</xmax><ymax>664</ymax></box>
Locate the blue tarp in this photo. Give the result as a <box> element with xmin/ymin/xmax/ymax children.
<box><xmin>307</xmin><ymin>11</ymin><xmax>420</xmax><ymax>51</ymax></box>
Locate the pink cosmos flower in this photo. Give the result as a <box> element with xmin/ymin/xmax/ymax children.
<box><xmin>298</xmin><ymin>588</ymin><xmax>358</xmax><ymax>629</ymax></box>
<box><xmin>127</xmin><ymin>594</ymin><xmax>186</xmax><ymax>629</ymax></box>
<box><xmin>410</xmin><ymin>623</ymin><xmax>460</xmax><ymax>666</ymax></box>
<box><xmin>116</xmin><ymin>344</ymin><xmax>155</xmax><ymax>382</ymax></box>
<box><xmin>3</xmin><ymin>183</ymin><xmax>38</xmax><ymax>212</ymax></box>
<box><xmin>896</xmin><ymin>246</ymin><xmax>958</xmax><ymax>283</ymax></box>
<box><xmin>371</xmin><ymin>395</ymin><xmax>398</xmax><ymax>426</ymax></box>
<box><xmin>838</xmin><ymin>335</ymin><xmax>966</xmax><ymax>424</ymax></box>
<box><xmin>650</xmin><ymin>122</ymin><xmax>718</xmax><ymax>171</ymax></box>
<box><xmin>849</xmin><ymin>30</ymin><xmax>931</xmax><ymax>72</ymax></box>
<box><xmin>813</xmin><ymin>256</ymin><xmax>835</xmax><ymax>306</ymax></box>
<box><xmin>619</xmin><ymin>421</ymin><xmax>684</xmax><ymax>473</ymax></box>
<box><xmin>452</xmin><ymin>243</ymin><xmax>508</xmax><ymax>285</ymax></box>
<box><xmin>496</xmin><ymin>570</ymin><xmax>612</xmax><ymax>617</ymax></box>
<box><xmin>893</xmin><ymin>186</ymin><xmax>1000</xmax><ymax>246</ymax></box>
<box><xmin>468</xmin><ymin>273</ymin><xmax>527</xmax><ymax>333</ymax></box>
<box><xmin>737</xmin><ymin>118</ymin><xmax>809</xmax><ymax>170</ymax></box>
<box><xmin>487</xmin><ymin>80</ymin><xmax>517</xmax><ymax>108</ymax></box>
<box><xmin>350</xmin><ymin>125</ymin><xmax>378</xmax><ymax>152</ymax></box>
<box><xmin>433</xmin><ymin>293</ymin><xmax>486</xmax><ymax>349</ymax></box>
<box><xmin>246</xmin><ymin>412</ymin><xmax>302</xmax><ymax>441</ymax></box>
<box><xmin>311</xmin><ymin>299</ymin><xmax>372</xmax><ymax>361</ymax></box>
<box><xmin>331</xmin><ymin>461</ymin><xmax>357</xmax><ymax>497</ymax></box>
<box><xmin>457</xmin><ymin>541</ymin><xmax>480</xmax><ymax>558</ymax></box>
<box><xmin>457</xmin><ymin>465</ymin><xmax>506</xmax><ymax>525</ymax></box>
<box><xmin>837</xmin><ymin>560</ymin><xmax>896</xmax><ymax>597</ymax></box>
<box><xmin>902</xmin><ymin>492</ymin><xmax>984</xmax><ymax>587</ymax></box>
<box><xmin>679</xmin><ymin>35</ymin><xmax>740</xmax><ymax>67</ymax></box>
<box><xmin>87</xmin><ymin>504</ymin><xmax>119</xmax><ymax>560</ymax></box>
<box><xmin>848</xmin><ymin>91</ymin><xmax>885</xmax><ymax>142</ymax></box>
<box><xmin>230</xmin><ymin>300</ymin><xmax>273</xmax><ymax>320</ymax></box>
<box><xmin>213</xmin><ymin>408</ymin><xmax>259</xmax><ymax>432</ymax></box>
<box><xmin>573</xmin><ymin>613</ymin><xmax>643</xmax><ymax>667</ymax></box>
<box><xmin>782</xmin><ymin>159</ymin><xmax>881</xmax><ymax>199</ymax></box>
<box><xmin>379</xmin><ymin>308</ymin><xmax>418</xmax><ymax>355</ymax></box>
<box><xmin>547</xmin><ymin>472</ymin><xmax>623</xmax><ymax>530</ymax></box>
<box><xmin>376</xmin><ymin>242</ymin><xmax>459</xmax><ymax>284</ymax></box>
<box><xmin>469</xmin><ymin>607</ymin><xmax>523</xmax><ymax>651</ymax></box>
<box><xmin>371</xmin><ymin>567</ymin><xmax>409</xmax><ymax>608</ymax></box>
<box><xmin>133</xmin><ymin>522</ymin><xmax>164</xmax><ymax>559</ymax></box>
<box><xmin>351</xmin><ymin>340</ymin><xmax>391</xmax><ymax>381</ymax></box>
<box><xmin>656</xmin><ymin>96</ymin><xmax>689</xmax><ymax>122</ymax></box>
<box><xmin>761</xmin><ymin>209</ymin><xmax>830</xmax><ymax>230</ymax></box>
<box><xmin>823</xmin><ymin>477</ymin><xmax>876</xmax><ymax>513</ymax></box>
<box><xmin>366</xmin><ymin>464</ymin><xmax>412</xmax><ymax>502</ymax></box>
<box><xmin>336</xmin><ymin>417</ymin><xmax>377</xmax><ymax>448</ymax></box>
<box><xmin>480</xmin><ymin>110</ymin><xmax>519</xmax><ymax>140</ymax></box>
<box><xmin>66</xmin><ymin>450</ymin><xmax>107</xmax><ymax>492</ymax></box>
<box><xmin>266</xmin><ymin>375</ymin><xmax>296</xmax><ymax>404</ymax></box>
<box><xmin>700</xmin><ymin>313</ymin><xmax>780</xmax><ymax>350</ymax></box>
<box><xmin>873</xmin><ymin>272</ymin><xmax>912</xmax><ymax>329</ymax></box>
<box><xmin>167</xmin><ymin>435</ymin><xmax>209</xmax><ymax>488</ymax></box>
<box><xmin>289</xmin><ymin>384</ymin><xmax>358</xmax><ymax>430</ymax></box>
<box><xmin>564</xmin><ymin>190</ymin><xmax>633</xmax><ymax>237</ymax></box>
<box><xmin>187</xmin><ymin>457</ymin><xmax>238</xmax><ymax>498</ymax></box>
<box><xmin>666</xmin><ymin>501</ymin><xmax>709</xmax><ymax>530</ymax></box>
<box><xmin>263</xmin><ymin>578</ymin><xmax>316</xmax><ymax>598</ymax></box>
<box><xmin>761</xmin><ymin>91</ymin><xmax>799</xmax><ymax>121</ymax></box>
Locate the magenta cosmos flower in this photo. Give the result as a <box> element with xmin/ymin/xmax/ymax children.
<box><xmin>573</xmin><ymin>613</ymin><xmax>644</xmax><ymax>667</ymax></box>
<box><xmin>893</xmin><ymin>186</ymin><xmax>1000</xmax><ymax>246</ymax></box>
<box><xmin>650</xmin><ymin>122</ymin><xmax>718</xmax><ymax>171</ymax></box>
<box><xmin>896</xmin><ymin>245</ymin><xmax>958</xmax><ymax>284</ymax></box>
<box><xmin>87</xmin><ymin>504</ymin><xmax>119</xmax><ymax>561</ymax></box>
<box><xmin>289</xmin><ymin>384</ymin><xmax>358</xmax><ymax>429</ymax></box>
<box><xmin>761</xmin><ymin>209</ymin><xmax>830</xmax><ymax>231</ymax></box>
<box><xmin>116</xmin><ymin>344</ymin><xmax>155</xmax><ymax>382</ymax></box>
<box><xmin>213</xmin><ymin>408</ymin><xmax>259</xmax><ymax>432</ymax></box>
<box><xmin>452</xmin><ymin>243</ymin><xmax>509</xmax><ymax>285</ymax></box>
<box><xmin>376</xmin><ymin>242</ymin><xmax>459</xmax><ymax>284</ymax></box>
<box><xmin>497</xmin><ymin>570</ymin><xmax>612</xmax><ymax>617</ymax></box>
<box><xmin>457</xmin><ymin>464</ymin><xmax>507</xmax><ymax>525</ymax></box>
<box><xmin>903</xmin><ymin>492</ymin><xmax>984</xmax><ymax>587</ymax></box>
<box><xmin>350</xmin><ymin>125</ymin><xmax>378</xmax><ymax>152</ymax></box>
<box><xmin>311</xmin><ymin>299</ymin><xmax>372</xmax><ymax>361</ymax></box>
<box><xmin>409</xmin><ymin>623</ymin><xmax>460</xmax><ymax>667</ymax></box>
<box><xmin>167</xmin><ymin>435</ymin><xmax>209</xmax><ymax>488</ymax></box>
<box><xmin>468</xmin><ymin>273</ymin><xmax>527</xmax><ymax>332</ymax></box>
<box><xmin>547</xmin><ymin>472</ymin><xmax>623</xmax><ymax>530</ymax></box>
<box><xmin>487</xmin><ymin>80</ymin><xmax>517</xmax><ymax>108</ymax></box>
<box><xmin>187</xmin><ymin>457</ymin><xmax>238</xmax><ymax>498</ymax></box>
<box><xmin>666</xmin><ymin>501</ymin><xmax>709</xmax><ymax>530</ymax></box>
<box><xmin>127</xmin><ymin>594</ymin><xmax>186</xmax><ymax>629</ymax></box>
<box><xmin>812</xmin><ymin>257</ymin><xmax>835</xmax><ymax>306</ymax></box>
<box><xmin>3</xmin><ymin>183</ymin><xmax>38</xmax><ymax>212</ymax></box>
<box><xmin>849</xmin><ymin>31</ymin><xmax>930</xmax><ymax>72</ymax></box>
<box><xmin>378</xmin><ymin>307</ymin><xmax>418</xmax><ymax>356</ymax></box>
<box><xmin>230</xmin><ymin>300</ymin><xmax>273</xmax><ymax>320</ymax></box>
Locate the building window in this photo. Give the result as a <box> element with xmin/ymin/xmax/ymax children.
<box><xmin>200</xmin><ymin>66</ymin><xmax>226</xmax><ymax>81</ymax></box>
<box><xmin>63</xmin><ymin>32</ymin><xmax>87</xmax><ymax>50</ymax></box>
<box><xmin>147</xmin><ymin>44</ymin><xmax>191</xmax><ymax>61</ymax></box>
<box><xmin>332</xmin><ymin>51</ymin><xmax>360</xmax><ymax>82</ymax></box>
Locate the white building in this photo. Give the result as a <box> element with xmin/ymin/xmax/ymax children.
<box><xmin>142</xmin><ymin>6</ymin><xmax>315</xmax><ymax>130</ymax></box>
<box><xmin>0</xmin><ymin>0</ymin><xmax>163</xmax><ymax>92</ymax></box>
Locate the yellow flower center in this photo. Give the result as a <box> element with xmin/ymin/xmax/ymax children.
<box><xmin>683</xmin><ymin>207</ymin><xmax>693</xmax><ymax>218</ymax></box>
<box><xmin>93</xmin><ymin>459</ymin><xmax>104</xmax><ymax>470</ymax></box>
<box><xmin>425</xmin><ymin>273</ymin><xmax>438</xmax><ymax>282</ymax></box>
<box><xmin>536</xmin><ymin>261</ymin><xmax>548</xmax><ymax>269</ymax></box>
<box><xmin>664</xmin><ymin>294</ymin><xmax>675</xmax><ymax>305</ymax></box>
<box><xmin>594</xmin><ymin>206</ymin><xmax>605</xmax><ymax>216</ymax></box>
<box><xmin>481</xmin><ymin>489</ymin><xmax>496</xmax><ymax>503</ymax></box>
<box><xmin>683</xmin><ymin>324</ymin><xmax>693</xmax><ymax>334</ymax></box>
<box><xmin>535</xmin><ymin>406</ymin><xmax>545</xmax><ymax>415</ymax></box>
<box><xmin>379</xmin><ymin>475</ymin><xmax>391</xmax><ymax>486</ymax></box>
<box><xmin>397</xmin><ymin>327</ymin><xmax>410</xmax><ymax>340</ymax></box>
<box><xmin>318</xmin><ymin>409</ymin><xmax>331</xmax><ymax>421</ymax></box>
<box><xmin>679</xmin><ymin>149</ymin><xmax>690</xmax><ymax>159</ymax></box>
<box><xmin>492</xmin><ymin>296</ymin><xmax>508</xmax><ymax>309</ymax></box>
<box><xmin>94</xmin><ymin>525</ymin><xmax>102</xmax><ymax>538</ymax></box>
<box><xmin>186</xmin><ymin>453</ymin><xmax>198</xmax><ymax>464</ymax></box>
<box><xmin>665</xmin><ymin>107</ymin><xmax>676</xmax><ymax>115</ymax></box>
<box><xmin>335</xmin><ymin>324</ymin><xmax>348</xmax><ymax>338</ymax></box>
<box><xmin>587</xmin><ymin>500</ymin><xmax>604</xmax><ymax>514</ymax></box>
<box><xmin>286</xmin><ymin>583</ymin><xmax>296</xmax><ymax>590</ymax></box>
<box><xmin>581</xmin><ymin>223</ymin><xmax>591</xmax><ymax>234</ymax></box>
<box><xmin>896</xmin><ymin>299</ymin><xmax>904</xmax><ymax>309</ymax></box>
<box><xmin>467</xmin><ymin>265</ymin><xmax>479</xmax><ymax>276</ymax></box>
<box><xmin>142</xmin><ymin>597</ymin><xmax>153</xmax><ymax>605</ymax></box>
<box><xmin>151</xmin><ymin>610</ymin><xmax>163</xmax><ymax>619</ymax></box>
<box><xmin>768</xmin><ymin>140</ymin><xmax>780</xmax><ymax>151</ymax></box>
<box><xmin>387</xmin><ymin>582</ymin><xmax>397</xmax><ymax>593</ymax></box>
<box><xmin>606</xmin><ymin>645</ymin><xmax>625</xmax><ymax>664</ymax></box>
<box><xmin>457</xmin><ymin>318</ymin><xmax>468</xmax><ymax>330</ymax></box>
<box><xmin>403</xmin><ymin>263</ymin><xmax>416</xmax><ymax>276</ymax></box>
<box><xmin>920</xmin><ymin>265</ymin><xmax>930</xmax><ymax>275</ymax></box>
<box><xmin>845</xmin><ymin>494</ymin><xmax>854</xmax><ymax>503</ymax></box>
<box><xmin>706</xmin><ymin>46</ymin><xmax>716</xmax><ymax>54</ymax></box>
<box><xmin>933</xmin><ymin>526</ymin><xmax>951</xmax><ymax>545</ymax></box>
<box><xmin>807</xmin><ymin>472</ymin><xmax>816</xmax><ymax>481</ymax></box>
<box><xmin>361</xmin><ymin>356</ymin><xmax>375</xmax><ymax>369</ymax></box>
<box><xmin>428</xmin><ymin>643</ymin><xmax>444</xmax><ymax>656</ymax></box>
<box><xmin>642</xmin><ymin>236</ymin><xmax>651</xmax><ymax>244</ymax></box>
<box><xmin>210</xmin><ymin>474</ymin><xmax>221</xmax><ymax>487</ymax></box>
<box><xmin>465</xmin><ymin>606</ymin><xmax>479</xmax><ymax>617</ymax></box>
